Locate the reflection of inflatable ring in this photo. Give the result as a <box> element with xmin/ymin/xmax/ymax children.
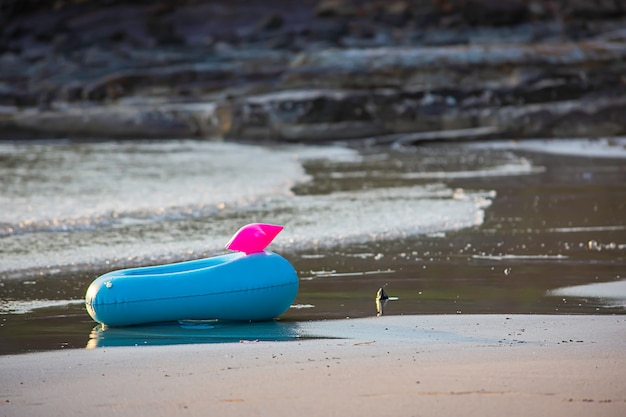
<box><xmin>85</xmin><ymin>224</ymin><xmax>298</xmax><ymax>327</ymax></box>
<box><xmin>87</xmin><ymin>320</ymin><xmax>302</xmax><ymax>349</ymax></box>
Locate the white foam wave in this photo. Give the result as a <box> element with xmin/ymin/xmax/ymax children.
<box><xmin>469</xmin><ymin>137</ymin><xmax>626</xmax><ymax>158</ymax></box>
<box><xmin>547</xmin><ymin>280</ymin><xmax>626</xmax><ymax>308</ymax></box>
<box><xmin>0</xmin><ymin>141</ymin><xmax>359</xmax><ymax>237</ymax></box>
<box><xmin>473</xmin><ymin>254</ymin><xmax>569</xmax><ymax>261</ymax></box>
<box><xmin>273</xmin><ymin>184</ymin><xmax>494</xmax><ymax>251</ymax></box>
<box><xmin>329</xmin><ymin>160</ymin><xmax>543</xmax><ymax>180</ymax></box>
<box><xmin>0</xmin><ymin>141</ymin><xmax>505</xmax><ymax>276</ymax></box>
<box><xmin>0</xmin><ymin>299</ymin><xmax>84</xmax><ymax>315</ymax></box>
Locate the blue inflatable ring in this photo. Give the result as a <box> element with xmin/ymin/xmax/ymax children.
<box><xmin>85</xmin><ymin>252</ymin><xmax>298</xmax><ymax>327</ymax></box>
<box><xmin>85</xmin><ymin>224</ymin><xmax>298</xmax><ymax>327</ymax></box>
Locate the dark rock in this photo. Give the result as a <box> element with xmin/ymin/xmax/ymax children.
<box><xmin>147</xmin><ymin>17</ymin><xmax>181</xmax><ymax>45</ymax></box>
<box><xmin>289</xmin><ymin>42</ymin><xmax>626</xmax><ymax>89</ymax></box>
<box><xmin>381</xmin><ymin>1</ymin><xmax>412</xmax><ymax>27</ymax></box>
<box><xmin>562</xmin><ymin>0</ymin><xmax>626</xmax><ymax>19</ymax></box>
<box><xmin>260</xmin><ymin>14</ymin><xmax>285</xmax><ymax>31</ymax></box>
<box><xmin>1</xmin><ymin>102</ymin><xmax>221</xmax><ymax>140</ymax></box>
<box><xmin>222</xmin><ymin>90</ymin><xmax>387</xmax><ymax>141</ymax></box>
<box><xmin>407</xmin><ymin>0</ymin><xmax>442</xmax><ymax>26</ymax></box>
<box><xmin>311</xmin><ymin>18</ymin><xmax>350</xmax><ymax>43</ymax></box>
<box><xmin>391</xmin><ymin>126</ymin><xmax>503</xmax><ymax>146</ymax></box>
<box><xmin>457</xmin><ymin>0</ymin><xmax>530</xmax><ymax>26</ymax></box>
<box><xmin>315</xmin><ymin>0</ymin><xmax>355</xmax><ymax>18</ymax></box>
<box><xmin>477</xmin><ymin>96</ymin><xmax>626</xmax><ymax>138</ymax></box>
<box><xmin>65</xmin><ymin>5</ymin><xmax>153</xmax><ymax>47</ymax></box>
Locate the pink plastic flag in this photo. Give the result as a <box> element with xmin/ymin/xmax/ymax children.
<box><xmin>225</xmin><ymin>223</ymin><xmax>284</xmax><ymax>254</ymax></box>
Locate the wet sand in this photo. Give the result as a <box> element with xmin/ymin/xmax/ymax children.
<box><xmin>1</xmin><ymin>314</ymin><xmax>624</xmax><ymax>417</ymax></box>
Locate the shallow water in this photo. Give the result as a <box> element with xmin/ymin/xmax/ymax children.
<box><xmin>1</xmin><ymin>138</ymin><xmax>625</xmax><ymax>354</ymax></box>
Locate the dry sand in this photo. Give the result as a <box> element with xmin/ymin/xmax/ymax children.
<box><xmin>1</xmin><ymin>314</ymin><xmax>624</xmax><ymax>417</ymax></box>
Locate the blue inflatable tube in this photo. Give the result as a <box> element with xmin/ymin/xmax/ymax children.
<box><xmin>85</xmin><ymin>224</ymin><xmax>298</xmax><ymax>327</ymax></box>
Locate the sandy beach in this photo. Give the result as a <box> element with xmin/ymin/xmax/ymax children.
<box><xmin>1</xmin><ymin>314</ymin><xmax>624</xmax><ymax>417</ymax></box>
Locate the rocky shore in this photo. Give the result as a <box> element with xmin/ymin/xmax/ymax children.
<box><xmin>1</xmin><ymin>0</ymin><xmax>625</xmax><ymax>142</ymax></box>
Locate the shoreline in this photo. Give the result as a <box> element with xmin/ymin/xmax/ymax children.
<box><xmin>1</xmin><ymin>314</ymin><xmax>624</xmax><ymax>416</ymax></box>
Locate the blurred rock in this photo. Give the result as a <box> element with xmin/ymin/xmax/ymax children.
<box><xmin>456</xmin><ymin>0</ymin><xmax>530</xmax><ymax>26</ymax></box>
<box><xmin>0</xmin><ymin>102</ymin><xmax>221</xmax><ymax>139</ymax></box>
<box><xmin>221</xmin><ymin>90</ymin><xmax>386</xmax><ymax>141</ymax></box>
<box><xmin>1</xmin><ymin>0</ymin><xmax>625</xmax><ymax>141</ymax></box>
<box><xmin>315</xmin><ymin>0</ymin><xmax>355</xmax><ymax>18</ymax></box>
<box><xmin>561</xmin><ymin>0</ymin><xmax>626</xmax><ymax>19</ymax></box>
